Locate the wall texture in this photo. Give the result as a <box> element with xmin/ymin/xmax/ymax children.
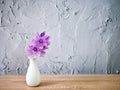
<box><xmin>0</xmin><ymin>0</ymin><xmax>120</xmax><ymax>75</ymax></box>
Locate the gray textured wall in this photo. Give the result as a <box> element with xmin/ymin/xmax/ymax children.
<box><xmin>0</xmin><ymin>0</ymin><xmax>120</xmax><ymax>75</ymax></box>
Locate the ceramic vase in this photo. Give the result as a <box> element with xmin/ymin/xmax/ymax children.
<box><xmin>26</xmin><ymin>57</ymin><xmax>41</xmax><ymax>86</ymax></box>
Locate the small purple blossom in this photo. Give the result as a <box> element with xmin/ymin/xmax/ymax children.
<box><xmin>39</xmin><ymin>39</ymin><xmax>43</xmax><ymax>43</ymax></box>
<box><xmin>40</xmin><ymin>32</ymin><xmax>45</xmax><ymax>37</ymax></box>
<box><xmin>26</xmin><ymin>31</ymin><xmax>50</xmax><ymax>58</ymax></box>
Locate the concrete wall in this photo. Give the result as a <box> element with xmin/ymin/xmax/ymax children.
<box><xmin>0</xmin><ymin>0</ymin><xmax>120</xmax><ymax>75</ymax></box>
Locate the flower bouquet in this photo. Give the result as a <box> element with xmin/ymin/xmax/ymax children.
<box><xmin>25</xmin><ymin>32</ymin><xmax>50</xmax><ymax>86</ymax></box>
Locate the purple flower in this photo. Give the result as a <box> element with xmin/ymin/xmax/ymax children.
<box><xmin>26</xmin><ymin>45</ymin><xmax>40</xmax><ymax>58</ymax></box>
<box><xmin>40</xmin><ymin>32</ymin><xmax>45</xmax><ymax>37</ymax></box>
<box><xmin>26</xmin><ymin>31</ymin><xmax>50</xmax><ymax>58</ymax></box>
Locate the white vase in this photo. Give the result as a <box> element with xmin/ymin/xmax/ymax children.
<box><xmin>26</xmin><ymin>57</ymin><xmax>41</xmax><ymax>86</ymax></box>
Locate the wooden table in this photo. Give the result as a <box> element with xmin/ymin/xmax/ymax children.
<box><xmin>0</xmin><ymin>75</ymin><xmax>120</xmax><ymax>90</ymax></box>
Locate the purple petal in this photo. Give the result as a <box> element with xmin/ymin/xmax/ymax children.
<box><xmin>45</xmin><ymin>36</ymin><xmax>50</xmax><ymax>40</ymax></box>
<box><xmin>43</xmin><ymin>46</ymin><xmax>48</xmax><ymax>50</ymax></box>
<box><xmin>40</xmin><ymin>50</ymin><xmax>46</xmax><ymax>56</ymax></box>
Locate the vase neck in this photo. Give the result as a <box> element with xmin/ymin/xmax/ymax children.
<box><xmin>28</xmin><ymin>57</ymin><xmax>36</xmax><ymax>62</ymax></box>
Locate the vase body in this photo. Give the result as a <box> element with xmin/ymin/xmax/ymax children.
<box><xmin>26</xmin><ymin>57</ymin><xmax>41</xmax><ymax>86</ymax></box>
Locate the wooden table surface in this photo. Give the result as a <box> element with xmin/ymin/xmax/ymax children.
<box><xmin>0</xmin><ymin>75</ymin><xmax>120</xmax><ymax>90</ymax></box>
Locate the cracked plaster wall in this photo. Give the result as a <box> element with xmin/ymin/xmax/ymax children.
<box><xmin>0</xmin><ymin>0</ymin><xmax>120</xmax><ymax>75</ymax></box>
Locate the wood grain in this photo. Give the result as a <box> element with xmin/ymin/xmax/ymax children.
<box><xmin>0</xmin><ymin>75</ymin><xmax>120</xmax><ymax>90</ymax></box>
